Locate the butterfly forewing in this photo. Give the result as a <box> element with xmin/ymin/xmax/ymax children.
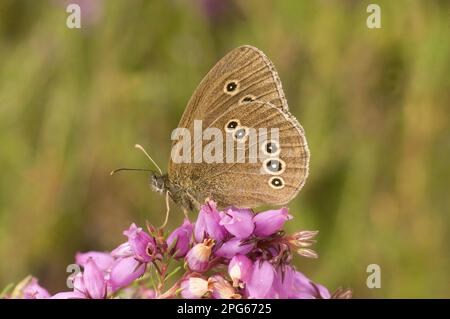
<box><xmin>174</xmin><ymin>45</ymin><xmax>289</xmax><ymax>137</ymax></box>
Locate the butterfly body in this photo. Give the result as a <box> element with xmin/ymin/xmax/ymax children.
<box><xmin>150</xmin><ymin>172</ymin><xmax>200</xmax><ymax>211</ymax></box>
<box><xmin>150</xmin><ymin>45</ymin><xmax>309</xmax><ymax>212</ymax></box>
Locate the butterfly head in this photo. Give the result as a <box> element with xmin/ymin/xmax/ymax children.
<box><xmin>149</xmin><ymin>172</ymin><xmax>168</xmax><ymax>193</ymax></box>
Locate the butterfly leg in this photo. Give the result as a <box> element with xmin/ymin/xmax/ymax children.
<box><xmin>158</xmin><ymin>191</ymin><xmax>171</xmax><ymax>229</ymax></box>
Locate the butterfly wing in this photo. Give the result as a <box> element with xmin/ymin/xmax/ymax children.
<box><xmin>168</xmin><ymin>46</ymin><xmax>309</xmax><ymax>210</ymax></box>
<box><xmin>169</xmin><ymin>101</ymin><xmax>309</xmax><ymax>209</ymax></box>
<box><xmin>186</xmin><ymin>100</ymin><xmax>309</xmax><ymax>208</ymax></box>
<box><xmin>174</xmin><ymin>45</ymin><xmax>289</xmax><ymax>135</ymax></box>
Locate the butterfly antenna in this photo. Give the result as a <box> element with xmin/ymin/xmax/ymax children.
<box><xmin>110</xmin><ymin>168</ymin><xmax>153</xmax><ymax>175</ymax></box>
<box><xmin>134</xmin><ymin>144</ymin><xmax>163</xmax><ymax>175</ymax></box>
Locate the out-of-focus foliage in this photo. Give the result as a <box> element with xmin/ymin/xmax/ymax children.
<box><xmin>0</xmin><ymin>0</ymin><xmax>449</xmax><ymax>297</ymax></box>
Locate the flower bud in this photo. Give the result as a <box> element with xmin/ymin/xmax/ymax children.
<box><xmin>123</xmin><ymin>223</ymin><xmax>158</xmax><ymax>263</ymax></box>
<box><xmin>186</xmin><ymin>239</ymin><xmax>215</xmax><ymax>272</ymax></box>
<box><xmin>167</xmin><ymin>218</ymin><xmax>193</xmax><ymax>258</ymax></box>
<box><xmin>228</xmin><ymin>255</ymin><xmax>253</xmax><ymax>287</ymax></box>
<box><xmin>253</xmin><ymin>208</ymin><xmax>292</xmax><ymax>237</ymax></box>
<box><xmin>246</xmin><ymin>259</ymin><xmax>275</xmax><ymax>299</ymax></box>
<box><xmin>180</xmin><ymin>277</ymin><xmax>211</xmax><ymax>299</ymax></box>
<box><xmin>83</xmin><ymin>258</ymin><xmax>107</xmax><ymax>299</ymax></box>
<box><xmin>194</xmin><ymin>200</ymin><xmax>227</xmax><ymax>242</ymax></box>
<box><xmin>219</xmin><ymin>207</ymin><xmax>254</xmax><ymax>239</ymax></box>
<box><xmin>14</xmin><ymin>276</ymin><xmax>50</xmax><ymax>299</ymax></box>
<box><xmin>109</xmin><ymin>256</ymin><xmax>146</xmax><ymax>290</ymax></box>
<box><xmin>75</xmin><ymin>251</ymin><xmax>114</xmax><ymax>272</ymax></box>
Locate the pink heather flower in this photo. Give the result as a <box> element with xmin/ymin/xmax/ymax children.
<box><xmin>11</xmin><ymin>200</ymin><xmax>349</xmax><ymax>300</ymax></box>
<box><xmin>194</xmin><ymin>200</ymin><xmax>227</xmax><ymax>242</ymax></box>
<box><xmin>269</xmin><ymin>266</ymin><xmax>296</xmax><ymax>299</ymax></box>
<box><xmin>253</xmin><ymin>208</ymin><xmax>292</xmax><ymax>237</ymax></box>
<box><xmin>210</xmin><ymin>275</ymin><xmax>241</xmax><ymax>299</ymax></box>
<box><xmin>111</xmin><ymin>242</ymin><xmax>133</xmax><ymax>258</ymax></box>
<box><xmin>123</xmin><ymin>223</ymin><xmax>158</xmax><ymax>263</ymax></box>
<box><xmin>194</xmin><ymin>205</ymin><xmax>207</xmax><ymax>242</ymax></box>
<box><xmin>180</xmin><ymin>277</ymin><xmax>211</xmax><ymax>299</ymax></box>
<box><xmin>214</xmin><ymin>237</ymin><xmax>254</xmax><ymax>259</ymax></box>
<box><xmin>20</xmin><ymin>277</ymin><xmax>50</xmax><ymax>299</ymax></box>
<box><xmin>52</xmin><ymin>258</ymin><xmax>107</xmax><ymax>299</ymax></box>
<box><xmin>109</xmin><ymin>256</ymin><xmax>146</xmax><ymax>290</ymax></box>
<box><xmin>75</xmin><ymin>251</ymin><xmax>114</xmax><ymax>272</ymax></box>
<box><xmin>167</xmin><ymin>218</ymin><xmax>193</xmax><ymax>258</ymax></box>
<box><xmin>246</xmin><ymin>259</ymin><xmax>275</xmax><ymax>299</ymax></box>
<box><xmin>72</xmin><ymin>272</ymin><xmax>86</xmax><ymax>294</ymax></box>
<box><xmin>51</xmin><ymin>273</ymin><xmax>87</xmax><ymax>299</ymax></box>
<box><xmin>228</xmin><ymin>255</ymin><xmax>253</xmax><ymax>288</ymax></box>
<box><xmin>186</xmin><ymin>239</ymin><xmax>215</xmax><ymax>273</ymax></box>
<box><xmin>82</xmin><ymin>258</ymin><xmax>108</xmax><ymax>299</ymax></box>
<box><xmin>219</xmin><ymin>207</ymin><xmax>255</xmax><ymax>239</ymax></box>
<box><xmin>289</xmin><ymin>271</ymin><xmax>330</xmax><ymax>299</ymax></box>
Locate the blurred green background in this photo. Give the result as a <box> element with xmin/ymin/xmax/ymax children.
<box><xmin>0</xmin><ymin>0</ymin><xmax>449</xmax><ymax>298</ymax></box>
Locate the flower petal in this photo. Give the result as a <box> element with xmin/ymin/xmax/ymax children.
<box><xmin>290</xmin><ymin>271</ymin><xmax>330</xmax><ymax>299</ymax></box>
<box><xmin>200</xmin><ymin>200</ymin><xmax>228</xmax><ymax>242</ymax></box>
<box><xmin>246</xmin><ymin>260</ymin><xmax>275</xmax><ymax>299</ymax></box>
<box><xmin>210</xmin><ymin>275</ymin><xmax>241</xmax><ymax>299</ymax></box>
<box><xmin>83</xmin><ymin>258</ymin><xmax>107</xmax><ymax>299</ymax></box>
<box><xmin>270</xmin><ymin>266</ymin><xmax>296</xmax><ymax>299</ymax></box>
<box><xmin>21</xmin><ymin>277</ymin><xmax>50</xmax><ymax>299</ymax></box>
<box><xmin>111</xmin><ymin>242</ymin><xmax>133</xmax><ymax>258</ymax></box>
<box><xmin>50</xmin><ymin>291</ymin><xmax>87</xmax><ymax>299</ymax></box>
<box><xmin>215</xmin><ymin>238</ymin><xmax>254</xmax><ymax>259</ymax></box>
<box><xmin>194</xmin><ymin>209</ymin><xmax>207</xmax><ymax>242</ymax></box>
<box><xmin>180</xmin><ymin>277</ymin><xmax>210</xmax><ymax>299</ymax></box>
<box><xmin>75</xmin><ymin>251</ymin><xmax>114</xmax><ymax>271</ymax></box>
<box><xmin>167</xmin><ymin>218</ymin><xmax>193</xmax><ymax>258</ymax></box>
<box><xmin>253</xmin><ymin>208</ymin><xmax>292</xmax><ymax>237</ymax></box>
<box><xmin>219</xmin><ymin>207</ymin><xmax>254</xmax><ymax>239</ymax></box>
<box><xmin>109</xmin><ymin>256</ymin><xmax>146</xmax><ymax>290</ymax></box>
<box><xmin>124</xmin><ymin>223</ymin><xmax>156</xmax><ymax>262</ymax></box>
<box><xmin>228</xmin><ymin>255</ymin><xmax>253</xmax><ymax>287</ymax></box>
<box><xmin>186</xmin><ymin>239</ymin><xmax>214</xmax><ymax>273</ymax></box>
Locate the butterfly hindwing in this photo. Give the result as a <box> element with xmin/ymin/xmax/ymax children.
<box><xmin>170</xmin><ymin>101</ymin><xmax>309</xmax><ymax>209</ymax></box>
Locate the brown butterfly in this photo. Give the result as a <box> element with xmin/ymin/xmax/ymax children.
<box><xmin>114</xmin><ymin>46</ymin><xmax>309</xmax><ymax>222</ymax></box>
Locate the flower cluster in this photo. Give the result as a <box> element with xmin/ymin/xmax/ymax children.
<box><xmin>2</xmin><ymin>200</ymin><xmax>351</xmax><ymax>299</ymax></box>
